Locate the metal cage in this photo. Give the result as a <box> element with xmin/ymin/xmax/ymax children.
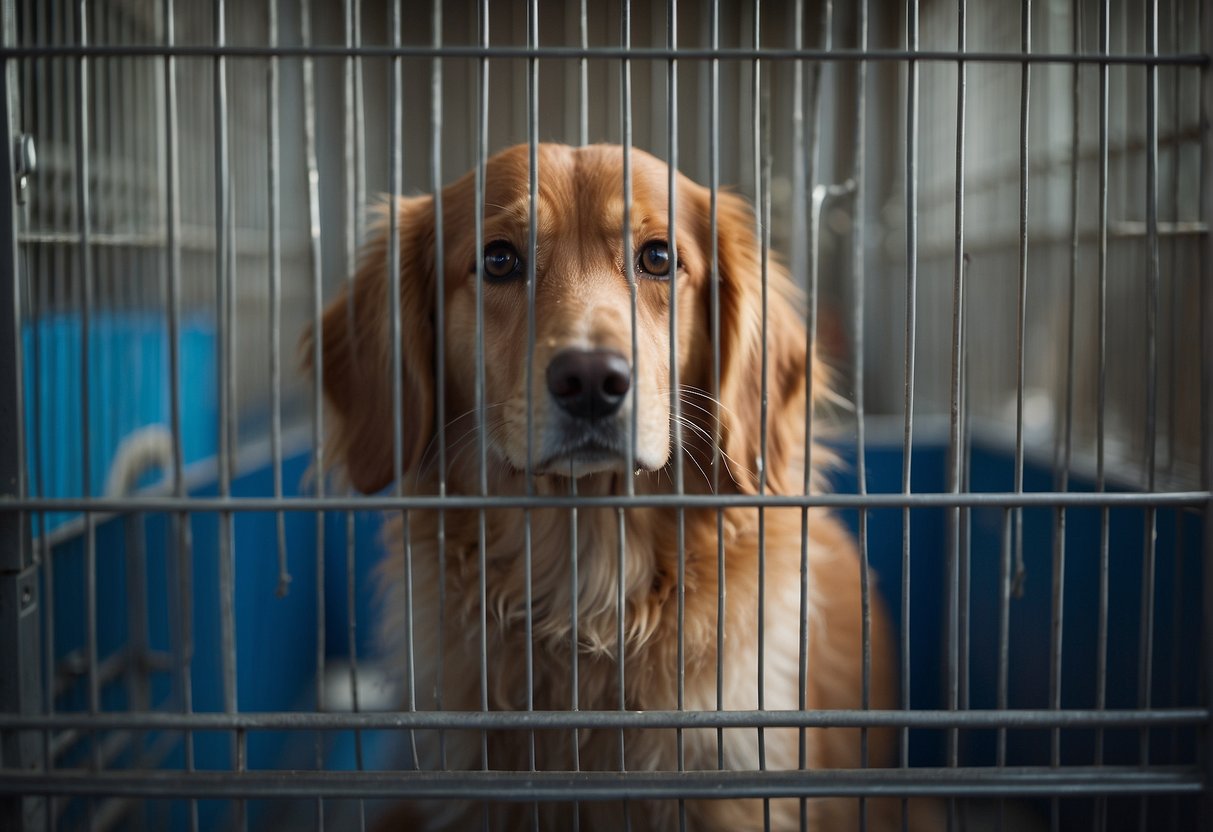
<box><xmin>0</xmin><ymin>0</ymin><xmax>1210</xmax><ymax>830</ymax></box>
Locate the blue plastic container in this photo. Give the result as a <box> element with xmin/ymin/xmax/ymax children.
<box><xmin>22</xmin><ymin>312</ymin><xmax>218</xmax><ymax>534</ymax></box>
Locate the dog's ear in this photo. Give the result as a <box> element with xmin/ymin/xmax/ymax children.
<box><xmin>302</xmin><ymin>196</ymin><xmax>436</xmax><ymax>494</ymax></box>
<box><xmin>713</xmin><ymin>191</ymin><xmax>811</xmax><ymax>496</ymax></box>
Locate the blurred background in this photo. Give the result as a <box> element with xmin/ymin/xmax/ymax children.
<box><xmin>15</xmin><ymin>0</ymin><xmax>1205</xmax><ymax>498</ymax></box>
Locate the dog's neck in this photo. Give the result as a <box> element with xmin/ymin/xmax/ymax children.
<box><xmin>402</xmin><ymin>442</ymin><xmax>736</xmax><ymax>658</ymax></box>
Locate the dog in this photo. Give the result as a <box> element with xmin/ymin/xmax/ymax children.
<box><xmin>306</xmin><ymin>143</ymin><xmax>928</xmax><ymax>831</ymax></box>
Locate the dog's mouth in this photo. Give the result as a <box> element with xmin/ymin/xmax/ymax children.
<box><xmin>536</xmin><ymin>424</ymin><xmax>640</xmax><ymax>477</ymax></box>
<box><xmin>539</xmin><ymin>437</ymin><xmax>626</xmax><ymax>476</ymax></box>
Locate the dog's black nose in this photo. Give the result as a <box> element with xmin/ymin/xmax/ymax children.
<box><xmin>546</xmin><ymin>349</ymin><xmax>631</xmax><ymax>419</ymax></box>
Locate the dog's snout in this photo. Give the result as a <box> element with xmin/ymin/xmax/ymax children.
<box><xmin>546</xmin><ymin>349</ymin><xmax>631</xmax><ymax>419</ymax></box>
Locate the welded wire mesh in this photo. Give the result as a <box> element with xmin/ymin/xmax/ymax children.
<box><xmin>0</xmin><ymin>1</ymin><xmax>1209</xmax><ymax>832</ymax></box>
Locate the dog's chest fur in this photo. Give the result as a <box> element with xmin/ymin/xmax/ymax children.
<box><xmin>372</xmin><ymin>482</ymin><xmax>893</xmax><ymax>830</ymax></box>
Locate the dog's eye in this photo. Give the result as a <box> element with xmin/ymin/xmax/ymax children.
<box><xmin>638</xmin><ymin>240</ymin><xmax>672</xmax><ymax>278</ymax></box>
<box><xmin>482</xmin><ymin>242</ymin><xmax>523</xmax><ymax>282</ymax></box>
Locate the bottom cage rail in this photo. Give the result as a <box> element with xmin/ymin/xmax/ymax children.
<box><xmin>0</xmin><ymin>766</ymin><xmax>1204</xmax><ymax>802</ymax></box>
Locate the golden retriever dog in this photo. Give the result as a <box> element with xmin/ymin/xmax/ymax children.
<box><xmin>307</xmin><ymin>143</ymin><xmax>930</xmax><ymax>831</ymax></box>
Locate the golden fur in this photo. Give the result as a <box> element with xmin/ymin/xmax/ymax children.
<box><xmin>305</xmin><ymin>144</ymin><xmax>936</xmax><ymax>831</ymax></box>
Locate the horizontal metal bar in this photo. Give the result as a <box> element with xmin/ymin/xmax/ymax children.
<box><xmin>0</xmin><ymin>44</ymin><xmax>1206</xmax><ymax>66</ymax></box>
<box><xmin>19</xmin><ymin>225</ymin><xmax>306</xmax><ymax>255</ymax></box>
<box><xmin>2</xmin><ymin>708</ymin><xmax>1204</xmax><ymax>733</ymax></box>
<box><xmin>33</xmin><ymin>425</ymin><xmax>315</xmax><ymax>550</ymax></box>
<box><xmin>2</xmin><ymin>491</ymin><xmax>1208</xmax><ymax>514</ymax></box>
<box><xmin>918</xmin><ymin>222</ymin><xmax>1210</xmax><ymax>262</ymax></box>
<box><xmin>0</xmin><ymin>767</ymin><xmax>1200</xmax><ymax>801</ymax></box>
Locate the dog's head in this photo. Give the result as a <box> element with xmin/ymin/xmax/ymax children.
<box><xmin>305</xmin><ymin>143</ymin><xmax>819</xmax><ymax>495</ymax></box>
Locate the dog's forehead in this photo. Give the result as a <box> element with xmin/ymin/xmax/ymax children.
<box><xmin>475</xmin><ymin>144</ymin><xmax>698</xmax><ymax>238</ymax></box>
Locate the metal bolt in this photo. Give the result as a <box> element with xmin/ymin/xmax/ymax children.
<box><xmin>15</xmin><ymin>133</ymin><xmax>35</xmax><ymax>204</ymax></box>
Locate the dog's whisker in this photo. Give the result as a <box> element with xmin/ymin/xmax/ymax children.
<box><xmin>413</xmin><ymin>405</ymin><xmax>510</xmax><ymax>485</ymax></box>
<box><xmin>447</xmin><ymin>421</ymin><xmax>513</xmax><ymax>475</ymax></box>
<box><xmin>418</xmin><ymin>415</ymin><xmax>511</xmax><ymax>486</ymax></box>
<box><xmin>659</xmin><ymin>385</ymin><xmax>741</xmax><ymax>420</ymax></box>
<box><xmin>672</xmin><ymin>396</ymin><xmax>728</xmax><ymax>434</ymax></box>
<box><xmin>672</xmin><ymin>428</ymin><xmax>713</xmax><ymax>487</ymax></box>
<box><xmin>671</xmin><ymin>415</ymin><xmax>753</xmax><ymax>489</ymax></box>
<box><xmin>669</xmin><ymin>412</ymin><xmax>756</xmax><ymax>487</ymax></box>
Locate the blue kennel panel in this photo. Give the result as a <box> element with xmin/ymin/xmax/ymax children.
<box><xmin>47</xmin><ymin>453</ymin><xmax>324</xmax><ymax>831</ymax></box>
<box><xmin>44</xmin><ymin>437</ymin><xmax>1203</xmax><ymax>831</ymax></box>
<box><xmin>828</xmin><ymin>440</ymin><xmax>1203</xmax><ymax>831</ymax></box>
<box><xmin>22</xmin><ymin>312</ymin><xmax>218</xmax><ymax>534</ymax></box>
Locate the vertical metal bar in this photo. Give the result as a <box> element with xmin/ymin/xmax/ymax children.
<box><xmin>852</xmin><ymin>3</ymin><xmax>871</xmax><ymax>829</ymax></box>
<box><xmin>995</xmin><ymin>503</ymin><xmax>1011</xmax><ymax>828</ymax></box>
<box><xmin>1165</xmin><ymin>2</ymin><xmax>1185</xmax><ymax>817</ymax></box>
<box><xmin>800</xmin><ymin>10</ymin><xmax>830</xmax><ymax>832</ymax></box>
<box><xmin>709</xmin><ymin>0</ymin><xmax>724</xmax><ymax>781</ymax></box>
<box><xmin>428</xmin><ymin>0</ymin><xmax>447</xmax><ymax>770</ymax></box>
<box><xmin>618</xmin><ymin>3</ymin><xmax>636</xmax><ymax>812</ymax></box>
<box><xmin>996</xmin><ymin>504</ymin><xmax>1012</xmax><ymax>768</ymax></box>
<box><xmin>352</xmin><ymin>478</ymin><xmax>373</xmax><ymax>797</ymax></box>
<box><xmin>666</xmin><ymin>5</ymin><xmax>688</xmax><ymax>830</ymax></box>
<box><xmin>100</xmin><ymin>9</ymin><xmax>113</xmax><ymax>486</ymax></box>
<box><xmin>0</xmin><ymin>567</ymin><xmax>40</xmax><ymax>831</ymax></box>
<box><xmin>902</xmin><ymin>0</ymin><xmax>920</xmax><ymax>802</ymax></box>
<box><xmin>34</xmin><ymin>309</ymin><xmax>54</xmax><ymax>832</ymax></box>
<box><xmin>23</xmin><ymin>7</ymin><xmax>53</xmax><ymax>831</ymax></box>
<box><xmin>29</xmin><ymin>56</ymin><xmax>56</xmax><ymax>832</ymax></box>
<box><xmin>385</xmin><ymin>14</ymin><xmax>402</xmax><ymax>496</ymax></box>
<box><xmin>578</xmin><ymin>0</ymin><xmax>587</xmax><ymax>147</ymax></box>
<box><xmin>160</xmin><ymin>1</ymin><xmax>196</xmax><ymax>827</ymax></box>
<box><xmin>300</xmin><ymin>0</ymin><xmax>326</xmax><ymax>824</ymax></box>
<box><xmin>0</xmin><ymin>1</ymin><xmax>43</xmax><ymax>827</ymax></box>
<box><xmin>341</xmin><ymin>2</ymin><xmax>373</xmax><ymax>814</ymax></box>
<box><xmin>1164</xmin><ymin>0</ymin><xmax>1180</xmax><ymax>483</ymax></box>
<box><xmin>1011</xmin><ymin>0</ymin><xmax>1032</xmax><ymax>613</ymax></box>
<box><xmin>524</xmin><ymin>3</ymin><xmax>541</xmax><ymax>828</ymax></box>
<box><xmin>339</xmin><ymin>6</ymin><xmax>366</xmax><ymax>829</ymax></box>
<box><xmin>944</xmin><ymin>0</ymin><xmax>967</xmax><ymax>806</ymax></box>
<box><xmin>119</xmin><ymin>12</ymin><xmax>154</xmax><ymax>800</ymax></box>
<box><xmin>746</xmin><ymin>3</ymin><xmax>768</xmax><ymax>827</ymax></box>
<box><xmin>344</xmin><ymin>0</ymin><xmax>359</xmax><ymax>282</ymax></box>
<box><xmin>1001</xmin><ymin>8</ymin><xmax>1033</xmax><ymax>830</ymax></box>
<box><xmin>267</xmin><ymin>0</ymin><xmax>288</xmax><ymax>602</ymax></box>
<box><xmin>381</xmin><ymin>0</ymin><xmax>403</xmax><ymax>794</ymax></box>
<box><xmin>611</xmin><ymin>10</ymin><xmax>636</xmax><ymax>829</ymax></box>
<box><xmin>402</xmin><ymin>509</ymin><xmax>422</xmax><ymax>781</ymax></box>
<box><xmin>1169</xmin><ymin>509</ymin><xmax>1186</xmax><ymax>831</ymax></box>
<box><xmin>1200</xmin><ymin>3</ymin><xmax>1213</xmax><ymax>827</ymax></box>
<box><xmin>352</xmin><ymin>0</ymin><xmax>365</xmax><ymax>248</ymax></box>
<box><xmin>1093</xmin><ymin>6</ymin><xmax>1111</xmax><ymax>832</ymax></box>
<box><xmin>72</xmin><ymin>9</ymin><xmax>101</xmax><ymax>818</ymax></box>
<box><xmin>211</xmin><ymin>2</ymin><xmax>242</xmax><ymax>828</ymax></box>
<box><xmin>788</xmin><ymin>4</ymin><xmax>804</xmax><ymax>288</ymax></box>
<box><xmin>1137</xmin><ymin>4</ymin><xmax>1161</xmax><ymax>831</ymax></box>
<box><xmin>98</xmin><ymin>3</ymin><xmax>113</xmax><ymax>504</ymax></box>
<box><xmin>475</xmin><ymin>2</ymin><xmax>490</xmax><ymax>796</ymax></box>
<box><xmin>562</xmin><ymin>468</ymin><xmax>573</xmax><ymax>831</ymax></box>
<box><xmin>1051</xmin><ymin>5</ymin><xmax>1083</xmax><ymax>832</ymax></box>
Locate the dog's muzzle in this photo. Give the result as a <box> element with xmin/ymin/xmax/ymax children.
<box><xmin>538</xmin><ymin>348</ymin><xmax>634</xmax><ymax>473</ymax></box>
<box><xmin>545</xmin><ymin>348</ymin><xmax>631</xmax><ymax>420</ymax></box>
